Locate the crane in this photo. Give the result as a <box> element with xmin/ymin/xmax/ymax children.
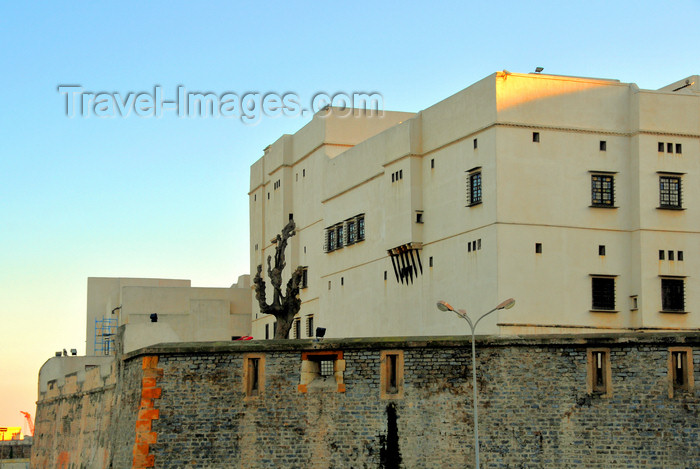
<box><xmin>20</xmin><ymin>411</ymin><xmax>34</xmax><ymax>437</ymax></box>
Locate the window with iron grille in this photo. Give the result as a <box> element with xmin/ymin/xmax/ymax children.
<box><xmin>336</xmin><ymin>225</ymin><xmax>344</xmax><ymax>248</ymax></box>
<box><xmin>468</xmin><ymin>171</ymin><xmax>482</xmax><ymax>206</ymax></box>
<box><xmin>358</xmin><ymin>216</ymin><xmax>365</xmax><ymax>241</ymax></box>
<box><xmin>659</xmin><ymin>175</ymin><xmax>682</xmax><ymax>208</ymax></box>
<box><xmin>298</xmin><ymin>351</ymin><xmax>345</xmax><ymax>393</ymax></box>
<box><xmin>661</xmin><ymin>278</ymin><xmax>685</xmax><ymax>312</ymax></box>
<box><xmin>591</xmin><ymin>276</ymin><xmax>615</xmax><ymax>310</ymax></box>
<box><xmin>347</xmin><ymin>220</ymin><xmax>357</xmax><ymax>244</ymax></box>
<box><xmin>591</xmin><ymin>174</ymin><xmax>614</xmax><ymax>207</ymax></box>
<box><xmin>328</xmin><ymin>229</ymin><xmax>336</xmax><ymax>251</ymax></box>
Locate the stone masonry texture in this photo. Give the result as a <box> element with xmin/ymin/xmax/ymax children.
<box><xmin>33</xmin><ymin>333</ymin><xmax>700</xmax><ymax>468</ymax></box>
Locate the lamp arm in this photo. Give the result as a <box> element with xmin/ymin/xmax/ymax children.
<box><xmin>473</xmin><ymin>306</ymin><xmax>499</xmax><ymax>330</ymax></box>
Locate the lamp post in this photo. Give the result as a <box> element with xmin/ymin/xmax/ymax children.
<box><xmin>436</xmin><ymin>298</ymin><xmax>515</xmax><ymax>468</ymax></box>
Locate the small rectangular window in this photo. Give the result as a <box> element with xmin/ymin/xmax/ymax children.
<box><xmin>591</xmin><ymin>276</ymin><xmax>616</xmax><ymax>311</ymax></box>
<box><xmin>599</xmin><ymin>245</ymin><xmax>606</xmax><ymax>256</ymax></box>
<box><xmin>380</xmin><ymin>350</ymin><xmax>404</xmax><ymax>399</ymax></box>
<box><xmin>429</xmin><ymin>256</ymin><xmax>433</xmax><ymax>267</ymax></box>
<box><xmin>658</xmin><ymin>142</ymin><xmax>665</xmax><ymax>152</ymax></box>
<box><xmin>303</xmin><ymin>169</ymin><xmax>306</xmax><ymax>177</ymax></box>
<box><xmin>667</xmin><ymin>143</ymin><xmax>673</xmax><ymax>153</ymax></box>
<box><xmin>473</xmin><ymin>138</ymin><xmax>478</xmax><ymax>149</ymax></box>
<box><xmin>468</xmin><ymin>243</ymin><xmax>472</xmax><ymax>253</ymax></box>
<box><xmin>599</xmin><ymin>140</ymin><xmax>606</xmax><ymax>151</ymax></box>
<box><xmin>391</xmin><ymin>173</ymin><xmax>395</xmax><ymax>182</ymax></box>
<box><xmin>676</xmin><ymin>143</ymin><xmax>682</xmax><ymax>154</ymax></box>
<box><xmin>384</xmin><ymin>270</ymin><xmax>387</xmax><ymax>280</ymax></box>
<box><xmin>533</xmin><ymin>132</ymin><xmax>540</xmax><ymax>142</ymax></box>
<box><xmin>477</xmin><ymin>239</ymin><xmax>481</xmax><ymax>250</ymax></box>
<box><xmin>244</xmin><ymin>354</ymin><xmax>265</xmax><ymax>398</ymax></box>
<box><xmin>668</xmin><ymin>348</ymin><xmax>694</xmax><ymax>398</ymax></box>
<box><xmin>341</xmin><ymin>277</ymin><xmax>344</xmax><ymax>286</ymax></box>
<box><xmin>659</xmin><ymin>250</ymin><xmax>665</xmax><ymax>260</ymax></box>
<box><xmin>668</xmin><ymin>250</ymin><xmax>674</xmax><ymax>261</ymax></box>
<box><xmin>265</xmin><ymin>324</ymin><xmax>269</xmax><ymax>340</ymax></box>
<box><xmin>678</xmin><ymin>251</ymin><xmax>684</xmax><ymax>261</ymax></box>
<box><xmin>535</xmin><ymin>243</ymin><xmax>542</xmax><ymax>254</ymax></box>
<box><xmin>630</xmin><ymin>295</ymin><xmax>638</xmax><ymax>310</ymax></box>
<box><xmin>431</xmin><ymin>158</ymin><xmax>435</xmax><ymax>169</ymax></box>
<box><xmin>358</xmin><ymin>215</ymin><xmax>365</xmax><ymax>241</ymax></box>
<box><xmin>416</xmin><ymin>212</ymin><xmax>423</xmax><ymax>223</ymax></box>
<box><xmin>328</xmin><ymin>281</ymin><xmax>331</xmax><ymax>290</ymax></box>
<box><xmin>399</xmin><ymin>169</ymin><xmax>403</xmax><ymax>179</ymax></box>
<box><xmin>588</xmin><ymin>349</ymin><xmax>611</xmax><ymax>397</ymax></box>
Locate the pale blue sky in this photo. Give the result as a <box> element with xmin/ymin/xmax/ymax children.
<box><xmin>1</xmin><ymin>0</ymin><xmax>698</xmax><ymax>427</ymax></box>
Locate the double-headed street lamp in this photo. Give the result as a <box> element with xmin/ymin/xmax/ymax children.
<box><xmin>436</xmin><ymin>298</ymin><xmax>516</xmax><ymax>468</ymax></box>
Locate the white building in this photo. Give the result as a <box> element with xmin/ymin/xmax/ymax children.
<box><xmin>86</xmin><ymin>276</ymin><xmax>251</xmax><ymax>355</ymax></box>
<box><xmin>249</xmin><ymin>71</ymin><xmax>700</xmax><ymax>339</ymax></box>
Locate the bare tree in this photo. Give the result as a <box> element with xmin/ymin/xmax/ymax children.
<box><xmin>253</xmin><ymin>219</ymin><xmax>304</xmax><ymax>338</ymax></box>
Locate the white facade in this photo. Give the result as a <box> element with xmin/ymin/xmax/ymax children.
<box><xmin>86</xmin><ymin>275</ymin><xmax>251</xmax><ymax>354</ymax></box>
<box><xmin>249</xmin><ymin>72</ymin><xmax>700</xmax><ymax>339</ymax></box>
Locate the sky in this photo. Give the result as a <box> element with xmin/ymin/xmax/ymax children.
<box><xmin>1</xmin><ymin>0</ymin><xmax>698</xmax><ymax>430</ymax></box>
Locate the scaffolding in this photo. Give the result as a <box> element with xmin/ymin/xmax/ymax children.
<box><xmin>94</xmin><ymin>318</ymin><xmax>117</xmax><ymax>355</ymax></box>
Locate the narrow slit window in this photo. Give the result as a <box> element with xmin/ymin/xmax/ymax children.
<box><xmin>599</xmin><ymin>245</ymin><xmax>606</xmax><ymax>256</ymax></box>
<box><xmin>429</xmin><ymin>256</ymin><xmax>433</xmax><ymax>267</ymax></box>
<box><xmin>535</xmin><ymin>243</ymin><xmax>542</xmax><ymax>254</ymax></box>
<box><xmin>587</xmin><ymin>349</ymin><xmax>611</xmax><ymax>397</ymax></box>
<box><xmin>667</xmin><ymin>143</ymin><xmax>673</xmax><ymax>153</ymax></box>
<box><xmin>532</xmin><ymin>132</ymin><xmax>540</xmax><ymax>142</ymax></box>
<box><xmin>659</xmin><ymin>250</ymin><xmax>665</xmax><ymax>260</ymax></box>
<box><xmin>668</xmin><ymin>250</ymin><xmax>674</xmax><ymax>261</ymax></box>
<box><xmin>431</xmin><ymin>158</ymin><xmax>434</xmax><ymax>169</ymax></box>
<box><xmin>473</xmin><ymin>138</ymin><xmax>478</xmax><ymax>149</ymax></box>
<box><xmin>658</xmin><ymin>142</ymin><xmax>665</xmax><ymax>152</ymax></box>
<box><xmin>668</xmin><ymin>348</ymin><xmax>694</xmax><ymax>397</ymax></box>
<box><xmin>676</xmin><ymin>143</ymin><xmax>682</xmax><ymax>154</ymax></box>
<box><xmin>380</xmin><ymin>351</ymin><xmax>404</xmax><ymax>399</ymax></box>
<box><xmin>678</xmin><ymin>251</ymin><xmax>684</xmax><ymax>261</ymax></box>
<box><xmin>244</xmin><ymin>354</ymin><xmax>265</xmax><ymax>398</ymax></box>
<box><xmin>600</xmin><ymin>140</ymin><xmax>606</xmax><ymax>151</ymax></box>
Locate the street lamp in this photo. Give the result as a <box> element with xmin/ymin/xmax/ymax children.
<box><xmin>436</xmin><ymin>298</ymin><xmax>515</xmax><ymax>468</ymax></box>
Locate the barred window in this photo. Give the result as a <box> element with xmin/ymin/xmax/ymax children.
<box><xmin>592</xmin><ymin>276</ymin><xmax>615</xmax><ymax>310</ymax></box>
<box><xmin>661</xmin><ymin>278</ymin><xmax>685</xmax><ymax>312</ymax></box>
<box><xmin>336</xmin><ymin>225</ymin><xmax>344</xmax><ymax>248</ymax></box>
<box><xmin>358</xmin><ymin>216</ymin><xmax>365</xmax><ymax>241</ymax></box>
<box><xmin>347</xmin><ymin>220</ymin><xmax>357</xmax><ymax>244</ymax></box>
<box><xmin>591</xmin><ymin>174</ymin><xmax>614</xmax><ymax>207</ymax></box>
<box><xmin>659</xmin><ymin>176</ymin><xmax>682</xmax><ymax>208</ymax></box>
<box><xmin>468</xmin><ymin>171</ymin><xmax>482</xmax><ymax>206</ymax></box>
<box><xmin>306</xmin><ymin>315</ymin><xmax>314</xmax><ymax>337</ymax></box>
<box><xmin>328</xmin><ymin>229</ymin><xmax>337</xmax><ymax>251</ymax></box>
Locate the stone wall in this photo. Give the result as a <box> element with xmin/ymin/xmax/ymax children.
<box><xmin>33</xmin><ymin>334</ymin><xmax>700</xmax><ymax>468</ymax></box>
<box><xmin>137</xmin><ymin>334</ymin><xmax>699</xmax><ymax>468</ymax></box>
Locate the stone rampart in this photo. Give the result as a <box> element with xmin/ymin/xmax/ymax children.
<box><xmin>33</xmin><ymin>333</ymin><xmax>700</xmax><ymax>468</ymax></box>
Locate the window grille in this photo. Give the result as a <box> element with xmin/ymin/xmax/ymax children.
<box><xmin>591</xmin><ymin>175</ymin><xmax>614</xmax><ymax>207</ymax></box>
<box><xmin>661</xmin><ymin>278</ymin><xmax>684</xmax><ymax>312</ymax></box>
<box><xmin>592</xmin><ymin>277</ymin><xmax>615</xmax><ymax>310</ymax></box>
<box><xmin>659</xmin><ymin>176</ymin><xmax>682</xmax><ymax>208</ymax></box>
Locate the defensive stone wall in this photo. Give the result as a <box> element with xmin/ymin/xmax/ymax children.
<box><xmin>33</xmin><ymin>333</ymin><xmax>700</xmax><ymax>468</ymax></box>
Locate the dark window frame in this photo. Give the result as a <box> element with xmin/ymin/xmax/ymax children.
<box><xmin>661</xmin><ymin>277</ymin><xmax>685</xmax><ymax>312</ymax></box>
<box><xmin>591</xmin><ymin>173</ymin><xmax>615</xmax><ymax>207</ymax></box>
<box><xmin>659</xmin><ymin>175</ymin><xmax>682</xmax><ymax>209</ymax></box>
<box><xmin>591</xmin><ymin>276</ymin><xmax>616</xmax><ymax>311</ymax></box>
